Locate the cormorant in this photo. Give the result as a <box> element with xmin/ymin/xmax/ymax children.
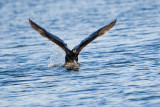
<box><xmin>29</xmin><ymin>19</ymin><xmax>116</xmax><ymax>70</ymax></box>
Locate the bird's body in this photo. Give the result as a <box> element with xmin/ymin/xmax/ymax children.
<box><xmin>29</xmin><ymin>19</ymin><xmax>116</xmax><ymax>70</ymax></box>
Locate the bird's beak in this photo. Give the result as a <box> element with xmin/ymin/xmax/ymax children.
<box><xmin>73</xmin><ymin>50</ymin><xmax>76</xmax><ymax>53</ymax></box>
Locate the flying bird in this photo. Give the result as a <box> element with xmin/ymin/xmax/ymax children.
<box><xmin>29</xmin><ymin>19</ymin><xmax>116</xmax><ymax>70</ymax></box>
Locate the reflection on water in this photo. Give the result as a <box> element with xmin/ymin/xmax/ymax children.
<box><xmin>0</xmin><ymin>0</ymin><xmax>160</xmax><ymax>106</ymax></box>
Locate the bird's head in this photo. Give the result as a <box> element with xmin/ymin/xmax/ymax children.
<box><xmin>65</xmin><ymin>49</ymin><xmax>78</xmax><ymax>63</ymax></box>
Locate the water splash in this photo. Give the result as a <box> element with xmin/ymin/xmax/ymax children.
<box><xmin>65</xmin><ymin>62</ymin><xmax>79</xmax><ymax>71</ymax></box>
<box><xmin>47</xmin><ymin>42</ymin><xmax>65</xmax><ymax>68</ymax></box>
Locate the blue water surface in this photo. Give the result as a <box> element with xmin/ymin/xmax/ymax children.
<box><xmin>0</xmin><ymin>0</ymin><xmax>160</xmax><ymax>106</ymax></box>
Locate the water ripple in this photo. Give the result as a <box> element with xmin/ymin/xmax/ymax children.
<box><xmin>0</xmin><ymin>0</ymin><xmax>160</xmax><ymax>106</ymax></box>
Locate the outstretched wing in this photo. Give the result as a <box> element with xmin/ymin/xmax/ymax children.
<box><xmin>73</xmin><ymin>19</ymin><xmax>116</xmax><ymax>54</ymax></box>
<box><xmin>29</xmin><ymin>19</ymin><xmax>70</xmax><ymax>54</ymax></box>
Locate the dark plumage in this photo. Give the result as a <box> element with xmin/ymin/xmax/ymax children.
<box><xmin>29</xmin><ymin>19</ymin><xmax>116</xmax><ymax>70</ymax></box>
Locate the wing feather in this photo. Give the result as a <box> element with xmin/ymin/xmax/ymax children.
<box><xmin>73</xmin><ymin>19</ymin><xmax>116</xmax><ymax>53</ymax></box>
<box><xmin>29</xmin><ymin>19</ymin><xmax>70</xmax><ymax>54</ymax></box>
